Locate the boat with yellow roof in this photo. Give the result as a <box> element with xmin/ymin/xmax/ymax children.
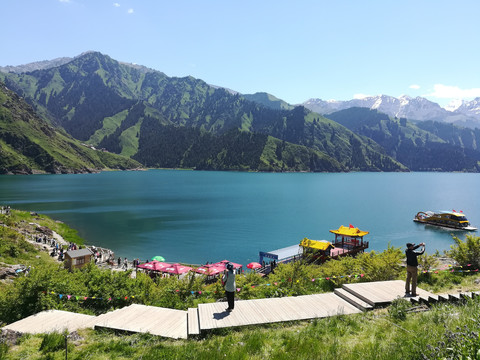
<box><xmin>414</xmin><ymin>210</ymin><xmax>477</xmax><ymax>231</ymax></box>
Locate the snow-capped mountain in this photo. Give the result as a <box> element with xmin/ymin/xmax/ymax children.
<box><xmin>302</xmin><ymin>95</ymin><xmax>480</xmax><ymax>129</ymax></box>
<box><xmin>455</xmin><ymin>97</ymin><xmax>480</xmax><ymax>117</ymax></box>
<box><xmin>304</xmin><ymin>95</ymin><xmax>446</xmax><ymax>120</ymax></box>
<box><xmin>444</xmin><ymin>99</ymin><xmax>465</xmax><ymax>112</ymax></box>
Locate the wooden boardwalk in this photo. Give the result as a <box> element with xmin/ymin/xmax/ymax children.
<box><xmin>2</xmin><ymin>310</ymin><xmax>96</xmax><ymax>334</ymax></box>
<box><xmin>342</xmin><ymin>280</ymin><xmax>433</xmax><ymax>306</ymax></box>
<box><xmin>1</xmin><ymin>280</ymin><xmax>439</xmax><ymax>339</ymax></box>
<box><xmin>197</xmin><ymin>293</ymin><xmax>361</xmax><ymax>331</ymax></box>
<box><xmin>94</xmin><ymin>304</ymin><xmax>188</xmax><ymax>339</ymax></box>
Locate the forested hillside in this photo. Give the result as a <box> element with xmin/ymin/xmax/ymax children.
<box><xmin>0</xmin><ymin>82</ymin><xmax>140</xmax><ymax>174</ymax></box>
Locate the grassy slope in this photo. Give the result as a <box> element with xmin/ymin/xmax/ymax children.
<box><xmin>4</xmin><ymin>297</ymin><xmax>480</xmax><ymax>359</ymax></box>
<box><xmin>0</xmin><ymin>210</ymin><xmax>84</xmax><ymax>265</ymax></box>
<box><xmin>87</xmin><ymin>109</ymin><xmax>129</xmax><ymax>145</ymax></box>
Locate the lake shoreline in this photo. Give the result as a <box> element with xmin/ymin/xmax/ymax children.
<box><xmin>0</xmin><ymin>206</ymin><xmax>460</xmax><ymax>280</ymax></box>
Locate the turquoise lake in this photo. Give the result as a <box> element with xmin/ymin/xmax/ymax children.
<box><xmin>0</xmin><ymin>170</ymin><xmax>479</xmax><ymax>266</ymax></box>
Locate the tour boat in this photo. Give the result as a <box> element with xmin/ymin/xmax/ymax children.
<box><xmin>413</xmin><ymin>210</ymin><xmax>477</xmax><ymax>231</ymax></box>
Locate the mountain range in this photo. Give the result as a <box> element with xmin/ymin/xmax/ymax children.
<box><xmin>0</xmin><ymin>51</ymin><xmax>479</xmax><ymax>173</ymax></box>
<box><xmin>4</xmin><ymin>54</ymin><xmax>480</xmax><ymax>128</ymax></box>
<box><xmin>301</xmin><ymin>95</ymin><xmax>480</xmax><ymax>129</ymax></box>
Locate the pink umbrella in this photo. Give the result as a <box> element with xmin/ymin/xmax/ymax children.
<box><xmin>209</xmin><ymin>262</ymin><xmax>226</xmax><ymax>271</ymax></box>
<box><xmin>137</xmin><ymin>261</ymin><xmax>170</xmax><ymax>272</ymax></box>
<box><xmin>217</xmin><ymin>260</ymin><xmax>243</xmax><ymax>269</ymax></box>
<box><xmin>195</xmin><ymin>265</ymin><xmax>225</xmax><ymax>276</ymax></box>
<box><xmin>164</xmin><ymin>263</ymin><xmax>192</xmax><ymax>275</ymax></box>
<box><xmin>247</xmin><ymin>262</ymin><xmax>262</xmax><ymax>269</ymax></box>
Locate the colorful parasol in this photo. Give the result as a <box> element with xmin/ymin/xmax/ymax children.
<box><xmin>151</xmin><ymin>255</ymin><xmax>165</xmax><ymax>262</ymax></box>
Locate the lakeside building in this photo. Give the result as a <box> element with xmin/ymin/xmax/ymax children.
<box><xmin>64</xmin><ymin>248</ymin><xmax>93</xmax><ymax>271</ymax></box>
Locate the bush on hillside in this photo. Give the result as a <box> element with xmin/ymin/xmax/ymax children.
<box><xmin>40</xmin><ymin>331</ymin><xmax>68</xmax><ymax>354</ymax></box>
<box><xmin>388</xmin><ymin>298</ymin><xmax>411</xmax><ymax>321</ymax></box>
<box><xmin>450</xmin><ymin>234</ymin><xmax>480</xmax><ymax>269</ymax></box>
<box><xmin>318</xmin><ymin>244</ymin><xmax>404</xmax><ymax>286</ymax></box>
<box><xmin>263</xmin><ymin>261</ymin><xmax>333</xmax><ymax>296</ymax></box>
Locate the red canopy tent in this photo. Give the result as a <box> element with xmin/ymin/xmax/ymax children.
<box><xmin>163</xmin><ymin>263</ymin><xmax>193</xmax><ymax>275</ymax></box>
<box><xmin>215</xmin><ymin>260</ymin><xmax>243</xmax><ymax>270</ymax></box>
<box><xmin>194</xmin><ymin>265</ymin><xmax>225</xmax><ymax>276</ymax></box>
<box><xmin>137</xmin><ymin>261</ymin><xmax>170</xmax><ymax>272</ymax></box>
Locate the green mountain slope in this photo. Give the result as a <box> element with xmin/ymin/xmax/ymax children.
<box><xmin>242</xmin><ymin>92</ymin><xmax>295</xmax><ymax>110</ymax></box>
<box><xmin>0</xmin><ymin>52</ymin><xmax>406</xmax><ymax>172</ymax></box>
<box><xmin>326</xmin><ymin>107</ymin><xmax>480</xmax><ymax>172</ymax></box>
<box><xmin>414</xmin><ymin>120</ymin><xmax>480</xmax><ymax>151</ymax></box>
<box><xmin>132</xmin><ymin>121</ymin><xmax>344</xmax><ymax>172</ymax></box>
<box><xmin>0</xmin><ymin>82</ymin><xmax>141</xmax><ymax>174</ymax></box>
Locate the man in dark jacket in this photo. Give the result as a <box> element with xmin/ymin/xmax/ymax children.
<box><xmin>405</xmin><ymin>242</ymin><xmax>425</xmax><ymax>296</ymax></box>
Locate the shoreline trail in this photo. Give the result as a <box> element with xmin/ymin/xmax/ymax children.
<box><xmin>21</xmin><ymin>223</ymin><xmax>126</xmax><ymax>270</ymax></box>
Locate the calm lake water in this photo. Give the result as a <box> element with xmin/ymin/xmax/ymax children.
<box><xmin>0</xmin><ymin>170</ymin><xmax>479</xmax><ymax>265</ymax></box>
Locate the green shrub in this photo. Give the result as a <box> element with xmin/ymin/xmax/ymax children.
<box><xmin>39</xmin><ymin>332</ymin><xmax>66</xmax><ymax>353</ymax></box>
<box><xmin>318</xmin><ymin>243</ymin><xmax>403</xmax><ymax>286</ymax></box>
<box><xmin>388</xmin><ymin>298</ymin><xmax>411</xmax><ymax>321</ymax></box>
<box><xmin>357</xmin><ymin>244</ymin><xmax>403</xmax><ymax>281</ymax></box>
<box><xmin>7</xmin><ymin>244</ymin><xmax>20</xmax><ymax>258</ymax></box>
<box><xmin>450</xmin><ymin>234</ymin><xmax>480</xmax><ymax>268</ymax></box>
<box><xmin>418</xmin><ymin>251</ymin><xmax>439</xmax><ymax>272</ymax></box>
<box><xmin>0</xmin><ymin>341</ymin><xmax>7</xmax><ymax>359</ymax></box>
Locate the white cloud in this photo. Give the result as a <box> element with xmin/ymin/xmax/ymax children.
<box><xmin>127</xmin><ymin>8</ymin><xmax>134</xmax><ymax>14</ymax></box>
<box><xmin>409</xmin><ymin>84</ymin><xmax>420</xmax><ymax>90</ymax></box>
<box><xmin>59</xmin><ymin>0</ymin><xmax>71</xmax><ymax>3</ymax></box>
<box><xmin>353</xmin><ymin>93</ymin><xmax>371</xmax><ymax>99</ymax></box>
<box><xmin>426</xmin><ymin>84</ymin><xmax>480</xmax><ymax>99</ymax></box>
<box><xmin>113</xmin><ymin>3</ymin><xmax>121</xmax><ymax>7</ymax></box>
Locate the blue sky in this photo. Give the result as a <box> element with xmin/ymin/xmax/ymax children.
<box><xmin>2</xmin><ymin>0</ymin><xmax>480</xmax><ymax>107</ymax></box>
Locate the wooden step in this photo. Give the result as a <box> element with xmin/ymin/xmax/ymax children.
<box><xmin>408</xmin><ymin>295</ymin><xmax>421</xmax><ymax>304</ymax></box>
<box><xmin>187</xmin><ymin>308</ymin><xmax>200</xmax><ymax>336</ymax></box>
<box><xmin>437</xmin><ymin>294</ymin><xmax>450</xmax><ymax>301</ymax></box>
<box><xmin>341</xmin><ymin>280</ymin><xmax>434</xmax><ymax>308</ymax></box>
<box><xmin>333</xmin><ymin>288</ymin><xmax>373</xmax><ymax>311</ymax></box>
<box><xmin>417</xmin><ymin>294</ymin><xmax>431</xmax><ymax>304</ymax></box>
<box><xmin>448</xmin><ymin>293</ymin><xmax>462</xmax><ymax>301</ymax></box>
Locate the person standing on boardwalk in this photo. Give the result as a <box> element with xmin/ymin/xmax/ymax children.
<box><xmin>405</xmin><ymin>242</ymin><xmax>425</xmax><ymax>296</ymax></box>
<box><xmin>222</xmin><ymin>263</ymin><xmax>236</xmax><ymax>312</ymax></box>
